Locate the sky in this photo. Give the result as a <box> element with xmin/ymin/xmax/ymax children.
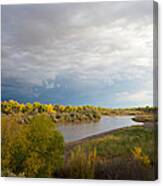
<box><xmin>1</xmin><ymin>1</ymin><xmax>154</xmax><ymax>107</ymax></box>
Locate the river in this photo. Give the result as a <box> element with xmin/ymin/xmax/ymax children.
<box><xmin>56</xmin><ymin>116</ymin><xmax>143</xmax><ymax>142</ymax></box>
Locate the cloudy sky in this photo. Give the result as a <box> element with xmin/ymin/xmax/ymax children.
<box><xmin>1</xmin><ymin>1</ymin><xmax>154</xmax><ymax>107</ymax></box>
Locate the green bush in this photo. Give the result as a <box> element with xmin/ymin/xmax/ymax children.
<box><xmin>1</xmin><ymin>115</ymin><xmax>64</xmax><ymax>177</ymax></box>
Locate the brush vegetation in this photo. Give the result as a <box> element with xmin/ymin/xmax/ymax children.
<box><xmin>62</xmin><ymin>126</ymin><xmax>157</xmax><ymax>180</ymax></box>
<box><xmin>1</xmin><ymin>100</ymin><xmax>101</xmax><ymax>124</ymax></box>
<box><xmin>1</xmin><ymin>114</ymin><xmax>64</xmax><ymax>177</ymax></box>
<box><xmin>1</xmin><ymin>100</ymin><xmax>158</xmax><ymax>179</ymax></box>
<box><xmin>1</xmin><ymin>100</ymin><xmax>157</xmax><ymax>124</ymax></box>
<box><xmin>132</xmin><ymin>114</ymin><xmax>158</xmax><ymax>123</ymax></box>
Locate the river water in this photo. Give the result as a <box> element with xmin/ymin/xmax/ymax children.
<box><xmin>56</xmin><ymin>116</ymin><xmax>143</xmax><ymax>142</ymax></box>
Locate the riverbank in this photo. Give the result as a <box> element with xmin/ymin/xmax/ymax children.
<box><xmin>65</xmin><ymin>125</ymin><xmax>141</xmax><ymax>149</ymax></box>
<box><xmin>62</xmin><ymin>123</ymin><xmax>157</xmax><ymax>180</ymax></box>
<box><xmin>132</xmin><ymin>114</ymin><xmax>158</xmax><ymax>123</ymax></box>
<box><xmin>65</xmin><ymin>121</ymin><xmax>157</xmax><ymax>150</ymax></box>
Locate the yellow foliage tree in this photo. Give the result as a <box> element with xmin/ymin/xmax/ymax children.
<box><xmin>46</xmin><ymin>104</ymin><xmax>56</xmax><ymax>114</ymax></box>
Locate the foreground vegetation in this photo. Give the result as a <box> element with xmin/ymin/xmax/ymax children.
<box><xmin>1</xmin><ymin>113</ymin><xmax>157</xmax><ymax>179</ymax></box>
<box><xmin>1</xmin><ymin>100</ymin><xmax>158</xmax><ymax>179</ymax></box>
<box><xmin>62</xmin><ymin>126</ymin><xmax>157</xmax><ymax>180</ymax></box>
<box><xmin>1</xmin><ymin>115</ymin><xmax>64</xmax><ymax>177</ymax></box>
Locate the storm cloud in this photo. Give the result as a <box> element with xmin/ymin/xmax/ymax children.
<box><xmin>1</xmin><ymin>1</ymin><xmax>154</xmax><ymax>107</ymax></box>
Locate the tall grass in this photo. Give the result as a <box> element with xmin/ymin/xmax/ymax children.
<box><xmin>63</xmin><ymin>146</ymin><xmax>97</xmax><ymax>179</ymax></box>
<box><xmin>63</xmin><ymin>126</ymin><xmax>157</xmax><ymax>180</ymax></box>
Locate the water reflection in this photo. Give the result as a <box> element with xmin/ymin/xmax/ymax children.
<box><xmin>56</xmin><ymin>116</ymin><xmax>143</xmax><ymax>142</ymax></box>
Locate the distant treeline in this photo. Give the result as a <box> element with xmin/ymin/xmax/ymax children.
<box><xmin>1</xmin><ymin>100</ymin><xmax>101</xmax><ymax>124</ymax></box>
<box><xmin>1</xmin><ymin>100</ymin><xmax>157</xmax><ymax>116</ymax></box>
<box><xmin>98</xmin><ymin>106</ymin><xmax>158</xmax><ymax>116</ymax></box>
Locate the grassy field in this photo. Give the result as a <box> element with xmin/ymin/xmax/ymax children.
<box><xmin>62</xmin><ymin>125</ymin><xmax>157</xmax><ymax>180</ymax></box>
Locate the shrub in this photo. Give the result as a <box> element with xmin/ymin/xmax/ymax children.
<box><xmin>132</xmin><ymin>146</ymin><xmax>151</xmax><ymax>167</ymax></box>
<box><xmin>63</xmin><ymin>146</ymin><xmax>96</xmax><ymax>179</ymax></box>
<box><xmin>1</xmin><ymin>115</ymin><xmax>64</xmax><ymax>177</ymax></box>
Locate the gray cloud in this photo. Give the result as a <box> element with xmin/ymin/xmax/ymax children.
<box><xmin>1</xmin><ymin>1</ymin><xmax>154</xmax><ymax>106</ymax></box>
